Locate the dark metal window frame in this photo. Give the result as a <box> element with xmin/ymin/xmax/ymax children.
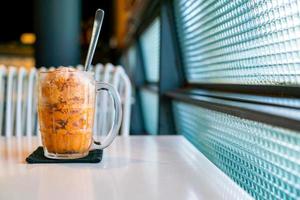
<box><xmin>135</xmin><ymin>0</ymin><xmax>186</xmax><ymax>134</ymax></box>
<box><xmin>124</xmin><ymin>1</ymin><xmax>161</xmax><ymax>134</ymax></box>
<box><xmin>163</xmin><ymin>0</ymin><xmax>300</xmax><ymax>133</ymax></box>
<box><xmin>121</xmin><ymin>0</ymin><xmax>300</xmax><ymax>134</ymax></box>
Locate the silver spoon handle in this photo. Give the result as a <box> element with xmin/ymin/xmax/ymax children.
<box><xmin>84</xmin><ymin>9</ymin><xmax>104</xmax><ymax>71</ymax></box>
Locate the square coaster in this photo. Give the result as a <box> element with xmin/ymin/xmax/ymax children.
<box><xmin>26</xmin><ymin>147</ymin><xmax>103</xmax><ymax>164</ymax></box>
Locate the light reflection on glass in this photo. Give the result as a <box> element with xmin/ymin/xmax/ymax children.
<box><xmin>173</xmin><ymin>101</ymin><xmax>300</xmax><ymax>199</ymax></box>
<box><xmin>140</xmin><ymin>89</ymin><xmax>158</xmax><ymax>135</ymax></box>
<box><xmin>140</xmin><ymin>18</ymin><xmax>160</xmax><ymax>82</ymax></box>
<box><xmin>174</xmin><ymin>0</ymin><xmax>300</xmax><ymax>85</ymax></box>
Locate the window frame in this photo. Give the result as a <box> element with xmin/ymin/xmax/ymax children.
<box><xmin>164</xmin><ymin>0</ymin><xmax>300</xmax><ymax>133</ymax></box>
<box><xmin>127</xmin><ymin>1</ymin><xmax>161</xmax><ymax>135</ymax></box>
<box><xmin>120</xmin><ymin>0</ymin><xmax>300</xmax><ymax>135</ymax></box>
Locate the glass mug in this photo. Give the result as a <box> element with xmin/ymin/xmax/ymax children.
<box><xmin>37</xmin><ymin>67</ymin><xmax>122</xmax><ymax>159</ymax></box>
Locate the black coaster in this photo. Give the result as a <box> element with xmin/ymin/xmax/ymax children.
<box><xmin>26</xmin><ymin>147</ymin><xmax>103</xmax><ymax>164</ymax></box>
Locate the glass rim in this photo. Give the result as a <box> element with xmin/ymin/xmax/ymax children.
<box><xmin>38</xmin><ymin>69</ymin><xmax>95</xmax><ymax>75</ymax></box>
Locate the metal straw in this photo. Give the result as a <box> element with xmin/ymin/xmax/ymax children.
<box><xmin>84</xmin><ymin>9</ymin><xmax>104</xmax><ymax>71</ymax></box>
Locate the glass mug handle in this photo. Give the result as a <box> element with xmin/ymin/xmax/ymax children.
<box><xmin>93</xmin><ymin>82</ymin><xmax>122</xmax><ymax>149</ymax></box>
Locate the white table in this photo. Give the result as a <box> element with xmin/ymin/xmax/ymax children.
<box><xmin>0</xmin><ymin>136</ymin><xmax>252</xmax><ymax>200</ymax></box>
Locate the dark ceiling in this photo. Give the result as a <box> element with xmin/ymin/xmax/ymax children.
<box><xmin>0</xmin><ymin>0</ymin><xmax>113</xmax><ymax>44</ymax></box>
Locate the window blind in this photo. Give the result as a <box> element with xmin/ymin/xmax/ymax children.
<box><xmin>140</xmin><ymin>18</ymin><xmax>161</xmax><ymax>82</ymax></box>
<box><xmin>174</xmin><ymin>0</ymin><xmax>300</xmax><ymax>85</ymax></box>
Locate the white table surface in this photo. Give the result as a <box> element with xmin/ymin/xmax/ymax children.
<box><xmin>0</xmin><ymin>136</ymin><xmax>252</xmax><ymax>200</ymax></box>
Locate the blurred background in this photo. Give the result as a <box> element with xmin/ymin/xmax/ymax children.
<box><xmin>0</xmin><ymin>0</ymin><xmax>160</xmax><ymax>135</ymax></box>
<box><xmin>0</xmin><ymin>0</ymin><xmax>127</xmax><ymax>68</ymax></box>
<box><xmin>0</xmin><ymin>1</ymin><xmax>300</xmax><ymax>199</ymax></box>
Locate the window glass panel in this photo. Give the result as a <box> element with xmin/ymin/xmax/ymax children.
<box><xmin>174</xmin><ymin>0</ymin><xmax>300</xmax><ymax>85</ymax></box>
<box><xmin>120</xmin><ymin>54</ymin><xmax>127</xmax><ymax>69</ymax></box>
<box><xmin>127</xmin><ymin>44</ymin><xmax>137</xmax><ymax>74</ymax></box>
<box><xmin>140</xmin><ymin>89</ymin><xmax>158</xmax><ymax>134</ymax></box>
<box><xmin>140</xmin><ymin>18</ymin><xmax>160</xmax><ymax>82</ymax></box>
<box><xmin>120</xmin><ymin>44</ymin><xmax>137</xmax><ymax>75</ymax></box>
<box><xmin>172</xmin><ymin>101</ymin><xmax>300</xmax><ymax>199</ymax></box>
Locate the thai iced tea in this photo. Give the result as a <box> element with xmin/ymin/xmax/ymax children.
<box><xmin>38</xmin><ymin>67</ymin><xmax>95</xmax><ymax>158</ymax></box>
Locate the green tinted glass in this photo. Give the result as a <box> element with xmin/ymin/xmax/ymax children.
<box><xmin>140</xmin><ymin>89</ymin><xmax>158</xmax><ymax>134</ymax></box>
<box><xmin>140</xmin><ymin>18</ymin><xmax>160</xmax><ymax>82</ymax></box>
<box><xmin>173</xmin><ymin>101</ymin><xmax>300</xmax><ymax>199</ymax></box>
<box><xmin>174</xmin><ymin>0</ymin><xmax>300</xmax><ymax>85</ymax></box>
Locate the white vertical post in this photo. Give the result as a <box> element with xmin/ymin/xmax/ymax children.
<box><xmin>26</xmin><ymin>68</ymin><xmax>37</xmax><ymax>138</ymax></box>
<box><xmin>98</xmin><ymin>63</ymin><xmax>113</xmax><ymax>136</ymax></box>
<box><xmin>16</xmin><ymin>67</ymin><xmax>27</xmax><ymax>138</ymax></box>
<box><xmin>5</xmin><ymin>67</ymin><xmax>17</xmax><ymax>137</ymax></box>
<box><xmin>93</xmin><ymin>64</ymin><xmax>103</xmax><ymax>137</ymax></box>
<box><xmin>117</xmin><ymin>66</ymin><xmax>132</xmax><ymax>136</ymax></box>
<box><xmin>0</xmin><ymin>65</ymin><xmax>7</xmax><ymax>136</ymax></box>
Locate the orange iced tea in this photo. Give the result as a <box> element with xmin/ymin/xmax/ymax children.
<box><xmin>38</xmin><ymin>67</ymin><xmax>95</xmax><ymax>157</ymax></box>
